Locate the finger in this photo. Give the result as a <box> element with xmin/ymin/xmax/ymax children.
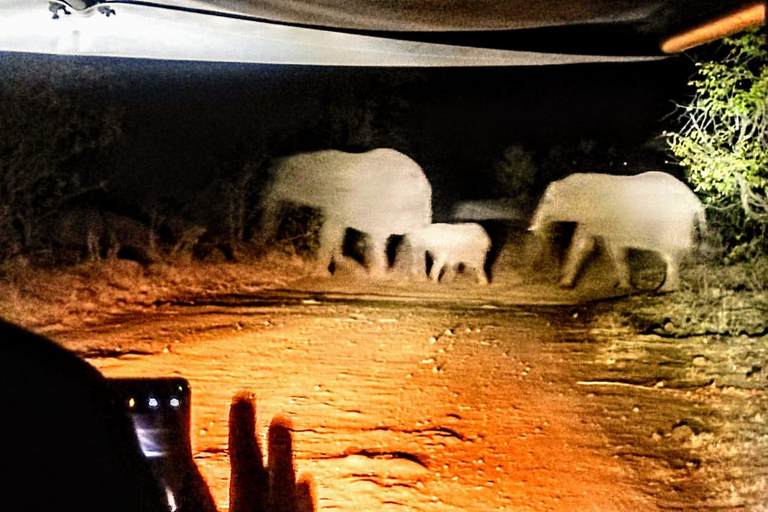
<box><xmin>229</xmin><ymin>392</ymin><xmax>268</xmax><ymax>512</ymax></box>
<box><xmin>179</xmin><ymin>464</ymin><xmax>218</xmax><ymax>512</ymax></box>
<box><xmin>295</xmin><ymin>477</ymin><xmax>316</xmax><ymax>512</ymax></box>
<box><xmin>267</xmin><ymin>416</ymin><xmax>296</xmax><ymax>512</ymax></box>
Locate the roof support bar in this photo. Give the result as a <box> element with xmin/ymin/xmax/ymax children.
<box><xmin>661</xmin><ymin>2</ymin><xmax>766</xmax><ymax>53</ymax></box>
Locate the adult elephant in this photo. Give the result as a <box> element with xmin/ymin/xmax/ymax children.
<box><xmin>529</xmin><ymin>171</ymin><xmax>706</xmax><ymax>291</ymax></box>
<box><xmin>258</xmin><ymin>149</ymin><xmax>432</xmax><ymax>275</ymax></box>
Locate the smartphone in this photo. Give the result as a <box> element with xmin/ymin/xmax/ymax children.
<box><xmin>107</xmin><ymin>377</ymin><xmax>193</xmax><ymax>512</ymax></box>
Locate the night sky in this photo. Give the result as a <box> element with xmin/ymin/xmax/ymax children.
<box><xmin>1</xmin><ymin>50</ymin><xmax>696</xmax><ymax>222</ymax></box>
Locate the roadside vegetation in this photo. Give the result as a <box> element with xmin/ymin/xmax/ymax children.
<box><xmin>602</xmin><ymin>29</ymin><xmax>767</xmax><ymax>337</ymax></box>
<box><xmin>586</xmin><ymin>30</ymin><xmax>768</xmax><ymax>509</ymax></box>
<box><xmin>0</xmin><ymin>254</ymin><xmax>312</xmax><ymax>331</ymax></box>
<box><xmin>667</xmin><ymin>30</ymin><xmax>768</xmax><ymax>261</ymax></box>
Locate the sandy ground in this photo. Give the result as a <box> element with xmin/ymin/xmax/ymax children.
<box><xmin>43</xmin><ymin>274</ymin><xmax>727</xmax><ymax>512</ymax></box>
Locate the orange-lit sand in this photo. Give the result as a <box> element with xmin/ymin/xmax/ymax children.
<box><xmin>55</xmin><ymin>279</ymin><xmax>661</xmax><ymax>511</ymax></box>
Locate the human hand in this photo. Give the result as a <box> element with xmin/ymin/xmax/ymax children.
<box><xmin>228</xmin><ymin>393</ymin><xmax>315</xmax><ymax>512</ymax></box>
<box><xmin>0</xmin><ymin>320</ymin><xmax>316</xmax><ymax>512</ymax></box>
<box><xmin>179</xmin><ymin>393</ymin><xmax>314</xmax><ymax>512</ymax></box>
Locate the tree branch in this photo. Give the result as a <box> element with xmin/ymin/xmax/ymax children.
<box><xmin>735</xmin><ymin>172</ymin><xmax>768</xmax><ymax>221</ymax></box>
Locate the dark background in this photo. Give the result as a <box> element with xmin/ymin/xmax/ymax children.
<box><xmin>0</xmin><ymin>49</ymin><xmax>696</xmax><ymax>232</ymax></box>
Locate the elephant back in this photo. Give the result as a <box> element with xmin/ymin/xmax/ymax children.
<box><xmin>559</xmin><ymin>171</ymin><xmax>703</xmax><ymax>249</ymax></box>
<box><xmin>266</xmin><ymin>149</ymin><xmax>432</xmax><ymax>236</ymax></box>
<box><xmin>360</xmin><ymin>149</ymin><xmax>432</xmax><ymax>233</ymax></box>
<box><xmin>267</xmin><ymin>151</ymin><xmax>352</xmax><ymax>205</ymax></box>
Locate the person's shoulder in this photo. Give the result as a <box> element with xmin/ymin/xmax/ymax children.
<box><xmin>0</xmin><ymin>320</ymin><xmax>104</xmax><ymax>383</ymax></box>
<box><xmin>0</xmin><ymin>319</ymin><xmax>168</xmax><ymax>512</ymax></box>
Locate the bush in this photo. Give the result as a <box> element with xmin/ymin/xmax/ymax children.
<box><xmin>274</xmin><ymin>206</ymin><xmax>323</xmax><ymax>257</ymax></box>
<box><xmin>666</xmin><ymin>30</ymin><xmax>768</xmax><ymax>257</ymax></box>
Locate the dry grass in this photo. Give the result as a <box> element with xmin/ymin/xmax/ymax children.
<box><xmin>683</xmin><ymin>258</ymin><xmax>768</xmax><ymax>294</ymax></box>
<box><xmin>586</xmin><ymin>257</ymin><xmax>768</xmax><ymax>510</ymax></box>
<box><xmin>0</xmin><ymin>252</ymin><xmax>313</xmax><ymax>331</ymax></box>
<box><xmin>590</xmin><ymin>257</ymin><xmax>768</xmax><ymax>337</ymax></box>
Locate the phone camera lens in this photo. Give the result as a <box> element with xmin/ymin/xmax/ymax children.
<box><xmin>169</xmin><ymin>397</ymin><xmax>181</xmax><ymax>408</ymax></box>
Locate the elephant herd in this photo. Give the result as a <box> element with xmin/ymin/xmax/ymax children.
<box><xmin>258</xmin><ymin>148</ymin><xmax>706</xmax><ymax>291</ymax></box>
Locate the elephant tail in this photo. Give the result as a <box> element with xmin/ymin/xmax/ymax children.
<box><xmin>694</xmin><ymin>203</ymin><xmax>708</xmax><ymax>239</ymax></box>
<box><xmin>690</xmin><ymin>202</ymin><xmax>714</xmax><ymax>260</ymax></box>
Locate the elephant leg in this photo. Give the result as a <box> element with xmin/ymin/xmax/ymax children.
<box><xmin>442</xmin><ymin>263</ymin><xmax>456</xmax><ymax>283</ymax></box>
<box><xmin>606</xmin><ymin>244</ymin><xmax>631</xmax><ymax>289</ymax></box>
<box><xmin>474</xmin><ymin>253</ymin><xmax>490</xmax><ymax>285</ymax></box>
<box><xmin>429</xmin><ymin>255</ymin><xmax>445</xmax><ymax>282</ymax></box>
<box><xmin>659</xmin><ymin>251</ymin><xmax>681</xmax><ymax>291</ymax></box>
<box><xmin>367</xmin><ymin>235</ymin><xmax>389</xmax><ymax>277</ymax></box>
<box><xmin>560</xmin><ymin>226</ymin><xmax>596</xmax><ymax>288</ymax></box>
<box><xmin>316</xmin><ymin>222</ymin><xmax>344</xmax><ymax>275</ymax></box>
<box><xmin>475</xmin><ymin>261</ymin><xmax>489</xmax><ymax>285</ymax></box>
<box><xmin>409</xmin><ymin>244</ymin><xmax>427</xmax><ymax>280</ymax></box>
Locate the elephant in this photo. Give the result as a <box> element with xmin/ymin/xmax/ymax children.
<box><xmin>450</xmin><ymin>199</ymin><xmax>523</xmax><ymax>222</ymax></box>
<box><xmin>404</xmin><ymin>223</ymin><xmax>492</xmax><ymax>284</ymax></box>
<box><xmin>257</xmin><ymin>149</ymin><xmax>432</xmax><ymax>275</ymax></box>
<box><xmin>528</xmin><ymin>171</ymin><xmax>706</xmax><ymax>291</ymax></box>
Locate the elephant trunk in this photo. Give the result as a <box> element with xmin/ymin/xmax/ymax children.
<box><xmin>528</xmin><ymin>207</ymin><xmax>548</xmax><ymax>234</ymax></box>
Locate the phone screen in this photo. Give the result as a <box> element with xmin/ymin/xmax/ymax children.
<box><xmin>107</xmin><ymin>377</ymin><xmax>193</xmax><ymax>512</ymax></box>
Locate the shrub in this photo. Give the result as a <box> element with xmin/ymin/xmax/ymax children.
<box><xmin>666</xmin><ymin>30</ymin><xmax>768</xmax><ymax>258</ymax></box>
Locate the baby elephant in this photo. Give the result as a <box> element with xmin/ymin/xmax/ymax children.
<box><xmin>404</xmin><ymin>223</ymin><xmax>492</xmax><ymax>284</ymax></box>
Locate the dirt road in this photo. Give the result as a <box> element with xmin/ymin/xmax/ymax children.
<box><xmin>51</xmin><ymin>281</ymin><xmax>707</xmax><ymax>511</ymax></box>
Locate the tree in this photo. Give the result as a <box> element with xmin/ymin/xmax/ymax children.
<box><xmin>0</xmin><ymin>78</ymin><xmax>123</xmax><ymax>261</ymax></box>
<box><xmin>492</xmin><ymin>144</ymin><xmax>538</xmax><ymax>207</ymax></box>
<box><xmin>313</xmin><ymin>70</ymin><xmax>419</xmax><ymax>152</ymax></box>
<box><xmin>666</xmin><ymin>30</ymin><xmax>768</xmax><ymax>256</ymax></box>
<box><xmin>223</xmin><ymin>157</ymin><xmax>269</xmax><ymax>245</ymax></box>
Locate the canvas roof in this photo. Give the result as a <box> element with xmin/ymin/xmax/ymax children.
<box><xmin>0</xmin><ymin>1</ymin><xmax>764</xmax><ymax>66</ymax></box>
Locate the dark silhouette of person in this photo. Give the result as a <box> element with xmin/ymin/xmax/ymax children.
<box><xmin>0</xmin><ymin>320</ymin><xmax>314</xmax><ymax>512</ymax></box>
